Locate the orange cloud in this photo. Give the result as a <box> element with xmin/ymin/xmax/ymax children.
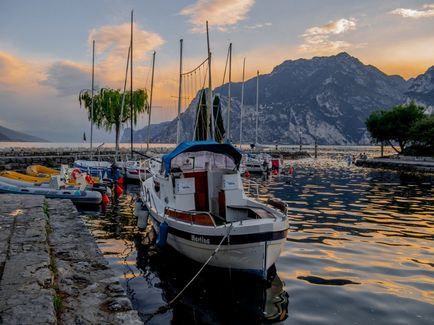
<box><xmin>180</xmin><ymin>0</ymin><xmax>255</xmax><ymax>32</ymax></box>
<box><xmin>0</xmin><ymin>51</ymin><xmax>47</xmax><ymax>94</ymax></box>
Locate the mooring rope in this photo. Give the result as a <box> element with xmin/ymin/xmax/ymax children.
<box><xmin>143</xmin><ymin>223</ymin><xmax>233</xmax><ymax>323</ymax></box>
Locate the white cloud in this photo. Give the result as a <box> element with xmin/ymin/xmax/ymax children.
<box><xmin>390</xmin><ymin>4</ymin><xmax>434</xmax><ymax>18</ymax></box>
<box><xmin>180</xmin><ymin>0</ymin><xmax>255</xmax><ymax>32</ymax></box>
<box><xmin>299</xmin><ymin>18</ymin><xmax>357</xmax><ymax>53</ymax></box>
<box><xmin>245</xmin><ymin>22</ymin><xmax>272</xmax><ymax>30</ymax></box>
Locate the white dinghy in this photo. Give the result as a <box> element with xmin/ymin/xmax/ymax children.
<box><xmin>140</xmin><ymin>141</ymin><xmax>288</xmax><ymax>278</ymax></box>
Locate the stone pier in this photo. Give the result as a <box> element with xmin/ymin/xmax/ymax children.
<box><xmin>0</xmin><ymin>194</ymin><xmax>143</xmax><ymax>324</ymax></box>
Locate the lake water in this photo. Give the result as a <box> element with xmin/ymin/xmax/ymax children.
<box><xmin>84</xmin><ymin>158</ymin><xmax>434</xmax><ymax>324</ymax></box>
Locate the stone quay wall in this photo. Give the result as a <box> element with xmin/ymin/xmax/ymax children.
<box><xmin>0</xmin><ymin>194</ymin><xmax>143</xmax><ymax>324</ymax></box>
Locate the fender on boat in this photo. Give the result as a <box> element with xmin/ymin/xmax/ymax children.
<box><xmin>156</xmin><ymin>221</ymin><xmax>168</xmax><ymax>248</ymax></box>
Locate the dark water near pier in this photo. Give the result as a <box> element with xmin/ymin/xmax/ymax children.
<box><xmin>85</xmin><ymin>159</ymin><xmax>434</xmax><ymax>324</ymax></box>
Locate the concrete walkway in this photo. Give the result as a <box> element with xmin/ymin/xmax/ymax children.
<box><xmin>0</xmin><ymin>194</ymin><xmax>143</xmax><ymax>325</ymax></box>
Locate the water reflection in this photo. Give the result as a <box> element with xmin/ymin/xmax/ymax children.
<box><xmin>133</xmin><ymin>229</ymin><xmax>289</xmax><ymax>324</ymax></box>
<box><xmin>85</xmin><ymin>158</ymin><xmax>434</xmax><ymax>325</ymax></box>
<box><xmin>86</xmin><ymin>186</ymin><xmax>289</xmax><ymax>325</ymax></box>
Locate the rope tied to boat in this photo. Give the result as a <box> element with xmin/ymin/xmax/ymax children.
<box><xmin>143</xmin><ymin>223</ymin><xmax>234</xmax><ymax>323</ymax></box>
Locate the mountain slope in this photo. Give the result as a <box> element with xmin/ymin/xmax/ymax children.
<box><xmin>123</xmin><ymin>52</ymin><xmax>429</xmax><ymax>145</ymax></box>
<box><xmin>0</xmin><ymin>125</ymin><xmax>47</xmax><ymax>142</ymax></box>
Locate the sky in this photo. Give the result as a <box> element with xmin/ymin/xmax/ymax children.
<box><xmin>1</xmin><ymin>0</ymin><xmax>434</xmax><ymax>142</ymax></box>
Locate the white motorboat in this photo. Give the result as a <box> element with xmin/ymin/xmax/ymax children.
<box><xmin>73</xmin><ymin>160</ymin><xmax>114</xmax><ymax>179</ymax></box>
<box><xmin>139</xmin><ymin>141</ymin><xmax>288</xmax><ymax>278</ymax></box>
<box><xmin>243</xmin><ymin>153</ymin><xmax>272</xmax><ymax>173</ymax></box>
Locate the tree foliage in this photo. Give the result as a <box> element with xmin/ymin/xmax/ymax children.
<box><xmin>366</xmin><ymin>101</ymin><xmax>425</xmax><ymax>154</ymax></box>
<box><xmin>79</xmin><ymin>88</ymin><xmax>148</xmax><ymax>152</ymax></box>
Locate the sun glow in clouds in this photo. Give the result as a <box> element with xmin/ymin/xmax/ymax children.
<box><xmin>180</xmin><ymin>0</ymin><xmax>255</xmax><ymax>32</ymax></box>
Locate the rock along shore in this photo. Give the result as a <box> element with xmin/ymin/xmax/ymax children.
<box><xmin>0</xmin><ymin>194</ymin><xmax>142</xmax><ymax>324</ymax></box>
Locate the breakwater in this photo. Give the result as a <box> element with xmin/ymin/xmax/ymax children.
<box><xmin>0</xmin><ymin>194</ymin><xmax>142</xmax><ymax>324</ymax></box>
<box><xmin>356</xmin><ymin>157</ymin><xmax>434</xmax><ymax>173</ymax></box>
<box><xmin>0</xmin><ymin>147</ymin><xmax>167</xmax><ymax>171</ymax></box>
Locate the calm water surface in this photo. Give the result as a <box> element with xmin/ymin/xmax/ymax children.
<box><xmin>85</xmin><ymin>159</ymin><xmax>434</xmax><ymax>324</ymax></box>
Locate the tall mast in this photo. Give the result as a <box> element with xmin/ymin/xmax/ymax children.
<box><xmin>130</xmin><ymin>9</ymin><xmax>134</xmax><ymax>158</ymax></box>
<box><xmin>239</xmin><ymin>57</ymin><xmax>245</xmax><ymax>147</ymax></box>
<box><xmin>255</xmin><ymin>70</ymin><xmax>259</xmax><ymax>145</ymax></box>
<box><xmin>206</xmin><ymin>21</ymin><xmax>214</xmax><ymax>140</ymax></box>
<box><xmin>90</xmin><ymin>40</ymin><xmax>95</xmax><ymax>159</ymax></box>
<box><xmin>146</xmin><ymin>51</ymin><xmax>156</xmax><ymax>151</ymax></box>
<box><xmin>118</xmin><ymin>45</ymin><xmax>131</xmax><ymax>159</ymax></box>
<box><xmin>176</xmin><ymin>39</ymin><xmax>183</xmax><ymax>145</ymax></box>
<box><xmin>227</xmin><ymin>43</ymin><xmax>232</xmax><ymax>142</ymax></box>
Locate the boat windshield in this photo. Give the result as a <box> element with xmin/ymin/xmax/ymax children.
<box><xmin>170</xmin><ymin>151</ymin><xmax>236</xmax><ymax>172</ymax></box>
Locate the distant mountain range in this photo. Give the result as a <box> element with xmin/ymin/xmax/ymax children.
<box><xmin>122</xmin><ymin>52</ymin><xmax>434</xmax><ymax>145</ymax></box>
<box><xmin>0</xmin><ymin>125</ymin><xmax>47</xmax><ymax>142</ymax></box>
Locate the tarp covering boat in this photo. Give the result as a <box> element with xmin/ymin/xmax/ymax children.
<box><xmin>162</xmin><ymin>141</ymin><xmax>242</xmax><ymax>175</ymax></box>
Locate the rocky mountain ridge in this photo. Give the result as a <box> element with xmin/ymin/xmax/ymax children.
<box><xmin>122</xmin><ymin>52</ymin><xmax>433</xmax><ymax>145</ymax></box>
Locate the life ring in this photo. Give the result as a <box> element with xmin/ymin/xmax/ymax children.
<box><xmin>70</xmin><ymin>168</ymin><xmax>82</xmax><ymax>180</ymax></box>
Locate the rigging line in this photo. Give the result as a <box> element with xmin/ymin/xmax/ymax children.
<box><xmin>222</xmin><ymin>45</ymin><xmax>230</xmax><ymax>88</ymax></box>
<box><xmin>181</xmin><ymin>57</ymin><xmax>209</xmax><ymax>76</ymax></box>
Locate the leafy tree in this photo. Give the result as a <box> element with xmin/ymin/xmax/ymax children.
<box><xmin>79</xmin><ymin>88</ymin><xmax>148</xmax><ymax>153</ymax></box>
<box><xmin>409</xmin><ymin>115</ymin><xmax>434</xmax><ymax>148</ymax></box>
<box><xmin>366</xmin><ymin>101</ymin><xmax>425</xmax><ymax>154</ymax></box>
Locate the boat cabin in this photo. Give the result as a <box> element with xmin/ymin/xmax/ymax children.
<box><xmin>152</xmin><ymin>141</ymin><xmax>276</xmax><ymax>224</ymax></box>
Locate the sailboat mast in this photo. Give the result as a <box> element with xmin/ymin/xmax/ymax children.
<box><xmin>255</xmin><ymin>70</ymin><xmax>259</xmax><ymax>145</ymax></box>
<box><xmin>227</xmin><ymin>43</ymin><xmax>232</xmax><ymax>141</ymax></box>
<box><xmin>130</xmin><ymin>9</ymin><xmax>134</xmax><ymax>158</ymax></box>
<box><xmin>239</xmin><ymin>57</ymin><xmax>245</xmax><ymax>147</ymax></box>
<box><xmin>118</xmin><ymin>45</ymin><xmax>131</xmax><ymax>159</ymax></box>
<box><xmin>90</xmin><ymin>40</ymin><xmax>95</xmax><ymax>158</ymax></box>
<box><xmin>176</xmin><ymin>39</ymin><xmax>183</xmax><ymax>145</ymax></box>
<box><xmin>146</xmin><ymin>51</ymin><xmax>156</xmax><ymax>151</ymax></box>
<box><xmin>206</xmin><ymin>21</ymin><xmax>214</xmax><ymax>140</ymax></box>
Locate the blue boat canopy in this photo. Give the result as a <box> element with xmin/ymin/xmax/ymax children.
<box><xmin>162</xmin><ymin>140</ymin><xmax>242</xmax><ymax>175</ymax></box>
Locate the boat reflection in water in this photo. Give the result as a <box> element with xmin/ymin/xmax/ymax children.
<box><xmin>133</xmin><ymin>226</ymin><xmax>289</xmax><ymax>324</ymax></box>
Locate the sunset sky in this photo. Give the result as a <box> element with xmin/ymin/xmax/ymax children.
<box><xmin>1</xmin><ymin>0</ymin><xmax>434</xmax><ymax>142</ymax></box>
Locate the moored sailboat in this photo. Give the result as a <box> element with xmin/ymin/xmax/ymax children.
<box><xmin>138</xmin><ymin>25</ymin><xmax>288</xmax><ymax>277</ymax></box>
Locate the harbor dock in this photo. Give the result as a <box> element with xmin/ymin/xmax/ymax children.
<box><xmin>356</xmin><ymin>157</ymin><xmax>434</xmax><ymax>173</ymax></box>
<box><xmin>0</xmin><ymin>194</ymin><xmax>142</xmax><ymax>325</ymax></box>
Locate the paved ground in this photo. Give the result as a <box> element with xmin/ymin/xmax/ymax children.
<box><xmin>0</xmin><ymin>194</ymin><xmax>143</xmax><ymax>325</ymax></box>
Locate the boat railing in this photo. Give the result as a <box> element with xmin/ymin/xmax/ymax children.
<box><xmin>164</xmin><ymin>207</ymin><xmax>217</xmax><ymax>227</ymax></box>
<box><xmin>242</xmin><ymin>178</ymin><xmax>259</xmax><ymax>197</ymax></box>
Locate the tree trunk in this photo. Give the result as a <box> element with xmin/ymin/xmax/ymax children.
<box><xmin>387</xmin><ymin>140</ymin><xmax>401</xmax><ymax>154</ymax></box>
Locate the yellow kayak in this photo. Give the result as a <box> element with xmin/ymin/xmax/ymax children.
<box><xmin>26</xmin><ymin>165</ymin><xmax>59</xmax><ymax>177</ymax></box>
<box><xmin>0</xmin><ymin>171</ymin><xmax>50</xmax><ymax>183</ymax></box>
<box><xmin>0</xmin><ymin>170</ymin><xmax>99</xmax><ymax>186</ymax></box>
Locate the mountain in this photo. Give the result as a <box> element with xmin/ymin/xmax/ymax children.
<box><xmin>0</xmin><ymin>125</ymin><xmax>47</xmax><ymax>142</ymax></box>
<box><xmin>406</xmin><ymin>66</ymin><xmax>434</xmax><ymax>114</ymax></box>
<box><xmin>122</xmin><ymin>52</ymin><xmax>432</xmax><ymax>145</ymax></box>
